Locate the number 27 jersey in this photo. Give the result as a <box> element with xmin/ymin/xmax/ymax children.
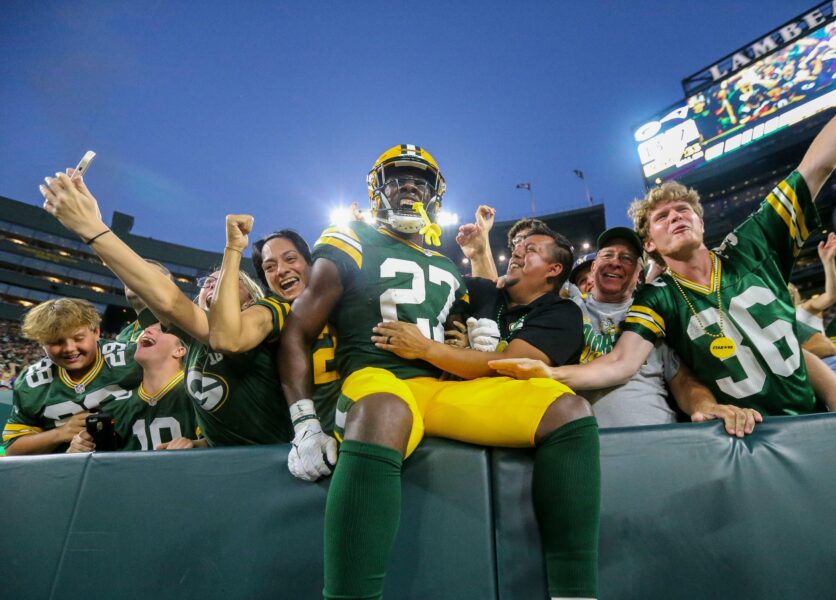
<box><xmin>313</xmin><ymin>221</ymin><xmax>469</xmax><ymax>380</ymax></box>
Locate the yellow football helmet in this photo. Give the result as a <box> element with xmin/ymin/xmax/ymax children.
<box><xmin>367</xmin><ymin>144</ymin><xmax>446</xmax><ymax>234</ymax></box>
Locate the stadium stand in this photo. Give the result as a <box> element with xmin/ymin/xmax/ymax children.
<box><xmin>0</xmin><ymin>194</ymin><xmax>257</xmax><ymax>330</ymax></box>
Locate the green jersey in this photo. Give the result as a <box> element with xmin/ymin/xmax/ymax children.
<box><xmin>3</xmin><ymin>340</ymin><xmax>143</xmax><ymax>451</ymax></box>
<box><xmin>139</xmin><ymin>309</ymin><xmax>293</xmax><ymax>446</ymax></box>
<box><xmin>119</xmin><ymin>371</ymin><xmax>200</xmax><ymax>450</ymax></box>
<box><xmin>624</xmin><ymin>171</ymin><xmax>819</xmax><ymax>415</ymax></box>
<box><xmin>256</xmin><ymin>293</ymin><xmax>341</xmax><ymax>434</ymax></box>
<box><xmin>115</xmin><ymin>319</ymin><xmax>143</xmax><ymax>344</ymax></box>
<box><xmin>313</xmin><ymin>221</ymin><xmax>469</xmax><ymax>379</ymax></box>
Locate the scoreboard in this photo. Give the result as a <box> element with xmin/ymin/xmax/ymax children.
<box><xmin>635</xmin><ymin>20</ymin><xmax>836</xmax><ymax>184</ymax></box>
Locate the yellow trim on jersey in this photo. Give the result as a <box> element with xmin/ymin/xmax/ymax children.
<box><xmin>260</xmin><ymin>296</ymin><xmax>288</xmax><ymax>330</ymax></box>
<box><xmin>625</xmin><ymin>305</ymin><xmax>666</xmax><ymax>337</ymax></box>
<box><xmin>58</xmin><ymin>347</ymin><xmax>104</xmax><ymax>391</ymax></box>
<box><xmin>138</xmin><ymin>370</ymin><xmax>185</xmax><ymax>405</ymax></box>
<box><xmin>378</xmin><ymin>228</ymin><xmax>445</xmax><ymax>257</ymax></box>
<box><xmin>321</xmin><ymin>225</ymin><xmax>361</xmax><ymax>243</ymax></box>
<box><xmin>778</xmin><ymin>179</ymin><xmax>809</xmax><ymax>242</ymax></box>
<box><xmin>315</xmin><ymin>227</ymin><xmax>363</xmax><ymax>268</ymax></box>
<box><xmin>767</xmin><ymin>180</ymin><xmax>808</xmax><ymax>251</ymax></box>
<box><xmin>2</xmin><ymin>422</ymin><xmax>45</xmax><ymax>442</ymax></box>
<box><xmin>668</xmin><ymin>253</ymin><xmax>720</xmax><ymax>294</ymax></box>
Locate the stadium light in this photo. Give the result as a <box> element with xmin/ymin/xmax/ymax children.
<box><xmin>498</xmin><ymin>254</ymin><xmax>506</xmax><ymax>262</ymax></box>
<box><xmin>461</xmin><ymin>257</ymin><xmax>469</xmax><ymax>265</ymax></box>
<box><xmin>582</xmin><ymin>242</ymin><xmax>590</xmax><ymax>250</ymax></box>
<box><xmin>436</xmin><ymin>210</ymin><xmax>459</xmax><ymax>228</ymax></box>
<box><xmin>329</xmin><ymin>207</ymin><xmax>354</xmax><ymax>227</ymax></box>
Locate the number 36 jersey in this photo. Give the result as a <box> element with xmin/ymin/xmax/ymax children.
<box><xmin>624</xmin><ymin>171</ymin><xmax>819</xmax><ymax>415</ymax></box>
<box><xmin>3</xmin><ymin>340</ymin><xmax>143</xmax><ymax>450</ymax></box>
<box><xmin>313</xmin><ymin>221</ymin><xmax>469</xmax><ymax>380</ymax></box>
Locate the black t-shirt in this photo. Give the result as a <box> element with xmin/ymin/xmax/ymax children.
<box><xmin>466</xmin><ymin>277</ymin><xmax>583</xmax><ymax>367</ymax></box>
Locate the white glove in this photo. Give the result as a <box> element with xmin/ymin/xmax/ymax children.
<box><xmin>288</xmin><ymin>399</ymin><xmax>338</xmax><ymax>482</ymax></box>
<box><xmin>466</xmin><ymin>317</ymin><xmax>501</xmax><ymax>352</ymax></box>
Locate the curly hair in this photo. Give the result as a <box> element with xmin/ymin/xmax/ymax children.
<box><xmin>628</xmin><ymin>181</ymin><xmax>703</xmax><ymax>261</ymax></box>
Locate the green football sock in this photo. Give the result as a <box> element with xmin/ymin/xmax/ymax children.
<box><xmin>533</xmin><ymin>416</ymin><xmax>601</xmax><ymax>599</ymax></box>
<box><xmin>323</xmin><ymin>440</ymin><xmax>403</xmax><ymax>600</ymax></box>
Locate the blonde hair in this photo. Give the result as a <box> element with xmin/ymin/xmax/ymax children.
<box><xmin>239</xmin><ymin>270</ymin><xmax>265</xmax><ymax>303</ymax></box>
<box><xmin>628</xmin><ymin>181</ymin><xmax>703</xmax><ymax>262</ymax></box>
<box><xmin>21</xmin><ymin>298</ymin><xmax>101</xmax><ymax>344</ymax></box>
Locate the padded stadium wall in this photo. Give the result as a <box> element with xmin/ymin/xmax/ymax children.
<box><xmin>1</xmin><ymin>414</ymin><xmax>834</xmax><ymax>599</ymax></box>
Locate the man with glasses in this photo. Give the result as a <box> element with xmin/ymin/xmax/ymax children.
<box><xmin>570</xmin><ymin>228</ymin><xmax>760</xmax><ymax>433</ymax></box>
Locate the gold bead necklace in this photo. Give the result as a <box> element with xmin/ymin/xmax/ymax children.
<box><xmin>666</xmin><ymin>252</ymin><xmax>737</xmax><ymax>359</ymax></box>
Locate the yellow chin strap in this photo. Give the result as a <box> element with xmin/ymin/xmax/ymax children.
<box><xmin>412</xmin><ymin>202</ymin><xmax>442</xmax><ymax>247</ymax></box>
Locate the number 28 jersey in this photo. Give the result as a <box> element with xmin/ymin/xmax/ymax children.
<box><xmin>313</xmin><ymin>221</ymin><xmax>469</xmax><ymax>380</ymax></box>
<box><xmin>623</xmin><ymin>171</ymin><xmax>819</xmax><ymax>415</ymax></box>
<box><xmin>3</xmin><ymin>340</ymin><xmax>143</xmax><ymax>449</ymax></box>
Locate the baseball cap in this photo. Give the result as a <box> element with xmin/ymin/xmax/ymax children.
<box><xmin>596</xmin><ymin>226</ymin><xmax>643</xmax><ymax>257</ymax></box>
<box><xmin>569</xmin><ymin>252</ymin><xmax>596</xmax><ymax>284</ymax></box>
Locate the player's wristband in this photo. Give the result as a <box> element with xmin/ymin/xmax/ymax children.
<box><xmin>289</xmin><ymin>399</ymin><xmax>319</xmax><ymax>432</ymax></box>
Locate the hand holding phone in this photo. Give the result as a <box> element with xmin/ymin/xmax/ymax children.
<box><xmin>85</xmin><ymin>412</ymin><xmax>118</xmax><ymax>451</ymax></box>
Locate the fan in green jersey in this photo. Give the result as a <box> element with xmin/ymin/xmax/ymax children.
<box><xmin>280</xmin><ymin>144</ymin><xmax>601</xmax><ymax>600</ymax></box>
<box><xmin>67</xmin><ymin>322</ymin><xmax>200</xmax><ymax>452</ymax></box>
<box><xmin>206</xmin><ymin>216</ymin><xmax>340</xmax><ymax>435</ymax></box>
<box><xmin>491</xmin><ymin>117</ymin><xmax>836</xmax><ymax>415</ymax></box>
<box><xmin>3</xmin><ymin>298</ymin><xmax>142</xmax><ymax>455</ymax></box>
<box><xmin>40</xmin><ymin>171</ymin><xmax>292</xmax><ymax>446</ymax></box>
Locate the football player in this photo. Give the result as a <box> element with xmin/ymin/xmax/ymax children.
<box><xmin>67</xmin><ymin>322</ymin><xmax>201</xmax><ymax>451</ymax></box>
<box><xmin>3</xmin><ymin>298</ymin><xmax>142</xmax><ymax>454</ymax></box>
<box><xmin>280</xmin><ymin>145</ymin><xmax>601</xmax><ymax>600</ymax></box>
<box><xmin>492</xmin><ymin>117</ymin><xmax>836</xmax><ymax>414</ymax></box>
<box><xmin>39</xmin><ymin>170</ymin><xmax>293</xmax><ymax>446</ymax></box>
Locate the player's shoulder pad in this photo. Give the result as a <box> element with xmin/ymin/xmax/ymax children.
<box><xmin>314</xmin><ymin>223</ymin><xmax>364</xmax><ymax>269</ymax></box>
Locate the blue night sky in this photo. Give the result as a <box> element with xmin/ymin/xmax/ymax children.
<box><xmin>0</xmin><ymin>0</ymin><xmax>814</xmax><ymax>252</ymax></box>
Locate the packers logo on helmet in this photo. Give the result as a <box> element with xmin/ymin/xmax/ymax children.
<box><xmin>367</xmin><ymin>144</ymin><xmax>446</xmax><ymax>235</ymax></box>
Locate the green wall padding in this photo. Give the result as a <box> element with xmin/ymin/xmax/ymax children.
<box><xmin>492</xmin><ymin>414</ymin><xmax>836</xmax><ymax>600</ymax></box>
<box><xmin>0</xmin><ymin>438</ymin><xmax>495</xmax><ymax>600</ymax></box>
<box><xmin>2</xmin><ymin>414</ymin><xmax>835</xmax><ymax>600</ymax></box>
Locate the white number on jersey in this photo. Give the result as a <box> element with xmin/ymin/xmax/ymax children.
<box><xmin>25</xmin><ymin>359</ymin><xmax>53</xmax><ymax>388</ymax></box>
<box><xmin>379</xmin><ymin>258</ymin><xmax>459</xmax><ymax>341</ymax></box>
<box><xmin>102</xmin><ymin>342</ymin><xmax>127</xmax><ymax>367</ymax></box>
<box><xmin>685</xmin><ymin>286</ymin><xmax>800</xmax><ymax>399</ymax></box>
<box><xmin>132</xmin><ymin>417</ymin><xmax>183</xmax><ymax>450</ymax></box>
<box><xmin>42</xmin><ymin>385</ymin><xmax>133</xmax><ymax>425</ymax></box>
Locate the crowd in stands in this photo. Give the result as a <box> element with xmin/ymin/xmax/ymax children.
<box><xmin>0</xmin><ymin>320</ymin><xmax>48</xmax><ymax>390</ymax></box>
<box><xmin>4</xmin><ymin>120</ymin><xmax>836</xmax><ymax>600</ymax></box>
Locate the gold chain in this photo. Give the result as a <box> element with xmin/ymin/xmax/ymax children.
<box><xmin>666</xmin><ymin>252</ymin><xmax>726</xmax><ymax>339</ymax></box>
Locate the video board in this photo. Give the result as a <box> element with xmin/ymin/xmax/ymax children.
<box><xmin>635</xmin><ymin>21</ymin><xmax>836</xmax><ymax>183</ymax></box>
